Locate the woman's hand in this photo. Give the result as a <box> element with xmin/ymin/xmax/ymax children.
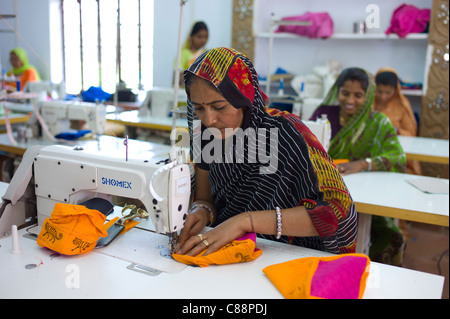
<box><xmin>176</xmin><ymin>208</ymin><xmax>210</xmax><ymax>252</ymax></box>
<box><xmin>336</xmin><ymin>160</ymin><xmax>367</xmax><ymax>175</ymax></box>
<box><xmin>176</xmin><ymin>212</ymin><xmax>251</xmax><ymax>257</ymax></box>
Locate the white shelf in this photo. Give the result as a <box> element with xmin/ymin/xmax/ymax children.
<box><xmin>257</xmin><ymin>32</ymin><xmax>429</xmax><ymax>40</ymax></box>
<box><xmin>401</xmin><ymin>89</ymin><xmax>423</xmax><ymax>96</ymax></box>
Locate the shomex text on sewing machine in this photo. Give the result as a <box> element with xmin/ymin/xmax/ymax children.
<box><xmin>0</xmin><ymin>140</ymin><xmax>191</xmax><ymax>254</ymax></box>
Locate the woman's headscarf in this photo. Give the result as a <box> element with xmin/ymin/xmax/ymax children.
<box><xmin>184</xmin><ymin>47</ymin><xmax>357</xmax><ymax>254</ymax></box>
<box><xmin>8</xmin><ymin>47</ymin><xmax>40</xmax><ymax>79</ymax></box>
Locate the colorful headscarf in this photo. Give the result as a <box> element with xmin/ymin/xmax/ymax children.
<box><xmin>184</xmin><ymin>47</ymin><xmax>357</xmax><ymax>254</ymax></box>
<box><xmin>8</xmin><ymin>47</ymin><xmax>40</xmax><ymax>79</ymax></box>
<box><xmin>321</xmin><ymin>68</ymin><xmax>406</xmax><ymax>172</ymax></box>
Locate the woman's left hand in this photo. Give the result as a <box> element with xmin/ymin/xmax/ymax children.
<box><xmin>336</xmin><ymin>160</ymin><xmax>366</xmax><ymax>175</ymax></box>
<box><xmin>175</xmin><ymin>212</ymin><xmax>249</xmax><ymax>257</ymax></box>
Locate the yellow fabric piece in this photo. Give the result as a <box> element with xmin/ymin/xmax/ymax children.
<box><xmin>263</xmin><ymin>254</ymin><xmax>370</xmax><ymax>299</ymax></box>
<box><xmin>37</xmin><ymin>203</ymin><xmax>107</xmax><ymax>255</ymax></box>
<box><xmin>172</xmin><ymin>238</ymin><xmax>262</xmax><ymax>267</ymax></box>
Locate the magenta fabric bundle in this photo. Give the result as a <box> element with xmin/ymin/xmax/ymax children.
<box><xmin>275</xmin><ymin>12</ymin><xmax>334</xmax><ymax>39</ymax></box>
<box><xmin>385</xmin><ymin>4</ymin><xmax>430</xmax><ymax>38</ymax></box>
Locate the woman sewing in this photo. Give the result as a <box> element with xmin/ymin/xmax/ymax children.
<box><xmin>177</xmin><ymin>21</ymin><xmax>209</xmax><ymax>87</ymax></box>
<box><xmin>310</xmin><ymin>67</ymin><xmax>407</xmax><ymax>265</ymax></box>
<box><xmin>176</xmin><ymin>47</ymin><xmax>357</xmax><ymax>258</ymax></box>
<box><xmin>310</xmin><ymin>67</ymin><xmax>406</xmax><ymax>176</ymax></box>
<box><xmin>374</xmin><ymin>67</ymin><xmax>422</xmax><ymax>175</ymax></box>
<box><xmin>6</xmin><ymin>47</ymin><xmax>40</xmax><ymax>91</ymax></box>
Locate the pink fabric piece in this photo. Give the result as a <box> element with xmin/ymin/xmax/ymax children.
<box><xmin>385</xmin><ymin>4</ymin><xmax>430</xmax><ymax>38</ymax></box>
<box><xmin>310</xmin><ymin>255</ymin><xmax>368</xmax><ymax>299</ymax></box>
<box><xmin>236</xmin><ymin>232</ymin><xmax>260</xmax><ymax>252</ymax></box>
<box><xmin>275</xmin><ymin>12</ymin><xmax>334</xmax><ymax>39</ymax></box>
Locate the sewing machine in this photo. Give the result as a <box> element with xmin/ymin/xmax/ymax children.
<box><xmin>0</xmin><ymin>144</ymin><xmax>191</xmax><ymax>251</ymax></box>
<box><xmin>303</xmin><ymin>115</ymin><xmax>332</xmax><ymax>151</ymax></box>
<box><xmin>139</xmin><ymin>87</ymin><xmax>187</xmax><ymax>118</ymax></box>
<box><xmin>38</xmin><ymin>100</ymin><xmax>106</xmax><ymax>138</ymax></box>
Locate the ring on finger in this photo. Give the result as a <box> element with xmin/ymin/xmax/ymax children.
<box><xmin>197</xmin><ymin>233</ymin><xmax>204</xmax><ymax>242</ymax></box>
<box><xmin>202</xmin><ymin>239</ymin><xmax>209</xmax><ymax>247</ymax></box>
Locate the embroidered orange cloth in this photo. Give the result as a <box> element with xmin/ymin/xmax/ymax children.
<box><xmin>172</xmin><ymin>233</ymin><xmax>262</xmax><ymax>267</ymax></box>
<box><xmin>37</xmin><ymin>203</ymin><xmax>108</xmax><ymax>255</ymax></box>
<box><xmin>263</xmin><ymin>254</ymin><xmax>370</xmax><ymax>299</ymax></box>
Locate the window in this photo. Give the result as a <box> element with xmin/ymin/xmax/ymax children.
<box><xmin>62</xmin><ymin>0</ymin><xmax>153</xmax><ymax>95</ymax></box>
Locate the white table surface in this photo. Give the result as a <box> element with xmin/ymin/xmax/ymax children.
<box><xmin>398</xmin><ymin>135</ymin><xmax>449</xmax><ymax>164</ymax></box>
<box><xmin>343</xmin><ymin>172</ymin><xmax>449</xmax><ymax>227</ymax></box>
<box><xmin>0</xmin><ymin>225</ymin><xmax>444</xmax><ymax>299</ymax></box>
<box><xmin>106</xmin><ymin>110</ymin><xmax>188</xmax><ymax>131</ymax></box>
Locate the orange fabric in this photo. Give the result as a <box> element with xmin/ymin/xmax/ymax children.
<box><xmin>5</xmin><ymin>69</ymin><xmax>39</xmax><ymax>91</ymax></box>
<box><xmin>103</xmin><ymin>216</ymin><xmax>140</xmax><ymax>235</ymax></box>
<box><xmin>37</xmin><ymin>203</ymin><xmax>108</xmax><ymax>255</ymax></box>
<box><xmin>172</xmin><ymin>238</ymin><xmax>262</xmax><ymax>267</ymax></box>
<box><xmin>332</xmin><ymin>159</ymin><xmax>349</xmax><ymax>165</ymax></box>
<box><xmin>263</xmin><ymin>254</ymin><xmax>370</xmax><ymax>299</ymax></box>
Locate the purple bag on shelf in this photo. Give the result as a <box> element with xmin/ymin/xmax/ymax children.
<box><xmin>385</xmin><ymin>4</ymin><xmax>430</xmax><ymax>38</ymax></box>
<box><xmin>275</xmin><ymin>12</ymin><xmax>334</xmax><ymax>39</ymax></box>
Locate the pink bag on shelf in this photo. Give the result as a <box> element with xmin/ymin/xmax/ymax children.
<box><xmin>275</xmin><ymin>12</ymin><xmax>334</xmax><ymax>39</ymax></box>
<box><xmin>385</xmin><ymin>4</ymin><xmax>430</xmax><ymax>38</ymax></box>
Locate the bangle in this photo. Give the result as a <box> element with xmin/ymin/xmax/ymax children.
<box><xmin>247</xmin><ymin>211</ymin><xmax>255</xmax><ymax>233</ymax></box>
<box><xmin>364</xmin><ymin>158</ymin><xmax>372</xmax><ymax>171</ymax></box>
<box><xmin>275</xmin><ymin>207</ymin><xmax>282</xmax><ymax>239</ymax></box>
<box><xmin>189</xmin><ymin>203</ymin><xmax>214</xmax><ymax>226</ymax></box>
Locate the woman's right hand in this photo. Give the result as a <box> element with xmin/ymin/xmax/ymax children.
<box><xmin>175</xmin><ymin>207</ymin><xmax>209</xmax><ymax>252</ymax></box>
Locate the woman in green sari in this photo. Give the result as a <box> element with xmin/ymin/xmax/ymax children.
<box><xmin>310</xmin><ymin>67</ymin><xmax>407</xmax><ymax>266</ymax></box>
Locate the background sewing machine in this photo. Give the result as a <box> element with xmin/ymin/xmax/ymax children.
<box><xmin>138</xmin><ymin>87</ymin><xmax>187</xmax><ymax>118</ymax></box>
<box><xmin>303</xmin><ymin>115</ymin><xmax>332</xmax><ymax>151</ymax></box>
<box><xmin>0</xmin><ymin>144</ymin><xmax>191</xmax><ymax>251</ymax></box>
<box><xmin>33</xmin><ymin>100</ymin><xmax>106</xmax><ymax>139</ymax></box>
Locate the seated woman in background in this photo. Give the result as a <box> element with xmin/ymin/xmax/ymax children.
<box><xmin>310</xmin><ymin>67</ymin><xmax>406</xmax><ymax>176</ymax></box>
<box><xmin>177</xmin><ymin>21</ymin><xmax>209</xmax><ymax>86</ymax></box>
<box><xmin>374</xmin><ymin>67</ymin><xmax>422</xmax><ymax>175</ymax></box>
<box><xmin>176</xmin><ymin>47</ymin><xmax>358</xmax><ymax>258</ymax></box>
<box><xmin>310</xmin><ymin>67</ymin><xmax>407</xmax><ymax>265</ymax></box>
<box><xmin>6</xmin><ymin>47</ymin><xmax>40</xmax><ymax>91</ymax></box>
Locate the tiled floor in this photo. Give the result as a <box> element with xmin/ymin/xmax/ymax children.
<box><xmin>402</xmin><ymin>222</ymin><xmax>449</xmax><ymax>299</ymax></box>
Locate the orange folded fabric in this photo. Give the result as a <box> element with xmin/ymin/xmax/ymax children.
<box><xmin>37</xmin><ymin>203</ymin><xmax>108</xmax><ymax>255</ymax></box>
<box><xmin>172</xmin><ymin>233</ymin><xmax>262</xmax><ymax>267</ymax></box>
<box><xmin>263</xmin><ymin>254</ymin><xmax>370</xmax><ymax>299</ymax></box>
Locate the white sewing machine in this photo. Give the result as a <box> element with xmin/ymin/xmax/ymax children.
<box><xmin>139</xmin><ymin>87</ymin><xmax>187</xmax><ymax>118</ymax></box>
<box><xmin>39</xmin><ymin>100</ymin><xmax>106</xmax><ymax>138</ymax></box>
<box><xmin>0</xmin><ymin>144</ymin><xmax>191</xmax><ymax>251</ymax></box>
<box><xmin>303</xmin><ymin>115</ymin><xmax>332</xmax><ymax>151</ymax></box>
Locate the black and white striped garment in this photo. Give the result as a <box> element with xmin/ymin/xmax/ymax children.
<box><xmin>184</xmin><ymin>47</ymin><xmax>357</xmax><ymax>254</ymax></box>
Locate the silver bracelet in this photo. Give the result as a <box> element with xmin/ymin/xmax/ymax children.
<box><xmin>275</xmin><ymin>207</ymin><xmax>282</xmax><ymax>239</ymax></box>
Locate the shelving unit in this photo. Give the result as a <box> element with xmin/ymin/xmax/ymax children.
<box><xmin>257</xmin><ymin>32</ymin><xmax>429</xmax><ymax>40</ymax></box>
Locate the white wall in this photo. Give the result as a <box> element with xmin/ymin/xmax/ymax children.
<box><xmin>1</xmin><ymin>0</ymin><xmax>232</xmax><ymax>88</ymax></box>
<box><xmin>253</xmin><ymin>0</ymin><xmax>433</xmax><ymax>83</ymax></box>
<box><xmin>153</xmin><ymin>0</ymin><xmax>232</xmax><ymax>87</ymax></box>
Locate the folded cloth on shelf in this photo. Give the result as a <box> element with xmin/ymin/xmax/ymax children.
<box><xmin>172</xmin><ymin>233</ymin><xmax>262</xmax><ymax>267</ymax></box>
<box><xmin>263</xmin><ymin>254</ymin><xmax>370</xmax><ymax>299</ymax></box>
<box><xmin>385</xmin><ymin>4</ymin><xmax>430</xmax><ymax>38</ymax></box>
<box><xmin>37</xmin><ymin>203</ymin><xmax>108</xmax><ymax>255</ymax></box>
<box><xmin>275</xmin><ymin>12</ymin><xmax>334</xmax><ymax>39</ymax></box>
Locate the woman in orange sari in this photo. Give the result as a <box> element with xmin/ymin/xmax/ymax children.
<box><xmin>374</xmin><ymin>67</ymin><xmax>422</xmax><ymax>175</ymax></box>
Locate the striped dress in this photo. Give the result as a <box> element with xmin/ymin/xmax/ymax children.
<box><xmin>185</xmin><ymin>47</ymin><xmax>357</xmax><ymax>254</ymax></box>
